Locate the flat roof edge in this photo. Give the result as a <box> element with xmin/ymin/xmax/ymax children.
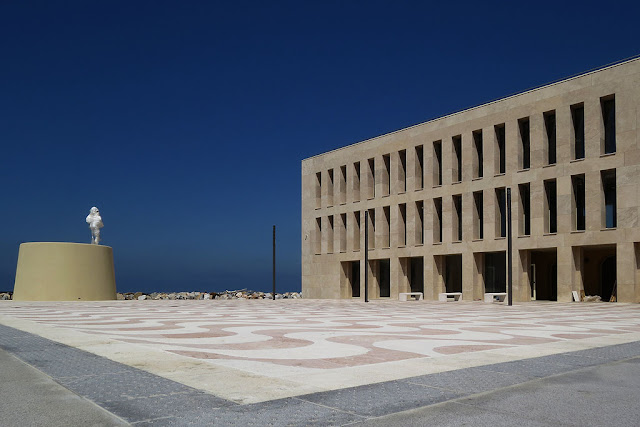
<box><xmin>302</xmin><ymin>54</ymin><xmax>640</xmax><ymax>162</ymax></box>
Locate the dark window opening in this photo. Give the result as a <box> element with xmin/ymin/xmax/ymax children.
<box><xmin>602</xmin><ymin>169</ymin><xmax>616</xmax><ymax>228</ymax></box>
<box><xmin>496</xmin><ymin>188</ymin><xmax>506</xmax><ymax>238</ymax></box>
<box><xmin>433</xmin><ymin>140</ymin><xmax>442</xmax><ymax>185</ymax></box>
<box><xmin>572</xmin><ymin>175</ymin><xmax>586</xmax><ymax>231</ymax></box>
<box><xmin>453</xmin><ymin>194</ymin><xmax>462</xmax><ymax>241</ymax></box>
<box><xmin>544</xmin><ymin>180</ymin><xmax>557</xmax><ymax>233</ymax></box>
<box><xmin>416</xmin><ymin>201</ymin><xmax>424</xmax><ymax>244</ymax></box>
<box><xmin>544</xmin><ymin>110</ymin><xmax>556</xmax><ymax>164</ymax></box>
<box><xmin>415</xmin><ymin>145</ymin><xmax>424</xmax><ymax>189</ymax></box>
<box><xmin>601</xmin><ymin>96</ymin><xmax>616</xmax><ymax>154</ymax></box>
<box><xmin>453</xmin><ymin>135</ymin><xmax>462</xmax><ymax>182</ymax></box>
<box><xmin>315</xmin><ymin>172</ymin><xmax>322</xmax><ymax>208</ymax></box>
<box><xmin>434</xmin><ymin>198</ymin><xmax>442</xmax><ymax>243</ymax></box>
<box><xmin>473</xmin><ymin>130</ymin><xmax>483</xmax><ymax>178</ymax></box>
<box><xmin>368</xmin><ymin>158</ymin><xmax>375</xmax><ymax>198</ymax></box>
<box><xmin>519</xmin><ymin>117</ymin><xmax>530</xmax><ymax>169</ymax></box>
<box><xmin>399</xmin><ymin>203</ymin><xmax>406</xmax><ymax>246</ymax></box>
<box><xmin>571</xmin><ymin>104</ymin><xmax>585</xmax><ymax>159</ymax></box>
<box><xmin>495</xmin><ymin>124</ymin><xmax>506</xmax><ymax>174</ymax></box>
<box><xmin>519</xmin><ymin>183</ymin><xmax>531</xmax><ymax>236</ymax></box>
<box><xmin>399</xmin><ymin>150</ymin><xmax>407</xmax><ymax>192</ymax></box>
<box><xmin>383</xmin><ymin>154</ymin><xmax>391</xmax><ymax>196</ymax></box>
<box><xmin>474</xmin><ymin>191</ymin><xmax>483</xmax><ymax>239</ymax></box>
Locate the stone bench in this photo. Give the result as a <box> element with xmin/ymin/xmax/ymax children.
<box><xmin>484</xmin><ymin>292</ymin><xmax>507</xmax><ymax>303</ymax></box>
<box><xmin>399</xmin><ymin>292</ymin><xmax>423</xmax><ymax>301</ymax></box>
<box><xmin>438</xmin><ymin>292</ymin><xmax>462</xmax><ymax>302</ymax></box>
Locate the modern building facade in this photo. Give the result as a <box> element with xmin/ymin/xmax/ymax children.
<box><xmin>301</xmin><ymin>57</ymin><xmax>640</xmax><ymax>303</ymax></box>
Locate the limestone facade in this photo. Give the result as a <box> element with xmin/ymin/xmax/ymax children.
<box><xmin>302</xmin><ymin>57</ymin><xmax>640</xmax><ymax>303</ymax></box>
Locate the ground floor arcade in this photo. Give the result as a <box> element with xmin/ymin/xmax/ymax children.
<box><xmin>338</xmin><ymin>242</ymin><xmax>640</xmax><ymax>303</ymax></box>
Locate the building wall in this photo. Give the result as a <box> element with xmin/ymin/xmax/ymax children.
<box><xmin>302</xmin><ymin>58</ymin><xmax>640</xmax><ymax>303</ymax></box>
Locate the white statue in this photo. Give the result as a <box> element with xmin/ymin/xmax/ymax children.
<box><xmin>86</xmin><ymin>207</ymin><xmax>104</xmax><ymax>245</ymax></box>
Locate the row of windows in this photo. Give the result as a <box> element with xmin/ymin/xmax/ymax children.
<box><xmin>313</xmin><ymin>168</ymin><xmax>617</xmax><ymax>255</ymax></box>
<box><xmin>314</xmin><ymin>95</ymin><xmax>616</xmax><ymax>209</ymax></box>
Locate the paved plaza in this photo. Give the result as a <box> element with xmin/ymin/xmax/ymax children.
<box><xmin>1</xmin><ymin>300</ymin><xmax>640</xmax><ymax>425</ymax></box>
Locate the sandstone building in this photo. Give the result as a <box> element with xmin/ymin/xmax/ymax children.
<box><xmin>302</xmin><ymin>57</ymin><xmax>640</xmax><ymax>303</ymax></box>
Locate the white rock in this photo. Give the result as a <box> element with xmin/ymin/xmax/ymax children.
<box><xmin>138</xmin><ymin>295</ymin><xmax>147</xmax><ymax>300</ymax></box>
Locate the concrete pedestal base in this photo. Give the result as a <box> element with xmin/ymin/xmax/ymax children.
<box><xmin>13</xmin><ymin>242</ymin><xmax>116</xmax><ymax>301</ymax></box>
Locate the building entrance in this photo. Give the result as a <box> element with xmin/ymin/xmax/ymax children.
<box><xmin>340</xmin><ymin>261</ymin><xmax>360</xmax><ymax>298</ymax></box>
<box><xmin>444</xmin><ymin>254</ymin><xmax>462</xmax><ymax>293</ymax></box>
<box><xmin>409</xmin><ymin>257</ymin><xmax>424</xmax><ymax>293</ymax></box>
<box><xmin>582</xmin><ymin>245</ymin><xmax>616</xmax><ymax>301</ymax></box>
<box><xmin>484</xmin><ymin>251</ymin><xmax>506</xmax><ymax>293</ymax></box>
<box><xmin>530</xmin><ymin>249</ymin><xmax>557</xmax><ymax>301</ymax></box>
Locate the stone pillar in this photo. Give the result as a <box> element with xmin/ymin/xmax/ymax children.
<box><xmin>557</xmin><ymin>246</ymin><xmax>574</xmax><ymax>302</ymax></box>
<box><xmin>617</xmin><ymin>242</ymin><xmax>637</xmax><ymax>303</ymax></box>
<box><xmin>462</xmin><ymin>252</ymin><xmax>475</xmax><ymax>301</ymax></box>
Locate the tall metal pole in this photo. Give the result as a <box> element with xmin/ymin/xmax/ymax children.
<box><xmin>364</xmin><ymin>210</ymin><xmax>369</xmax><ymax>303</ymax></box>
<box><xmin>507</xmin><ymin>188</ymin><xmax>513</xmax><ymax>306</ymax></box>
<box><xmin>273</xmin><ymin>225</ymin><xmax>276</xmax><ymax>300</ymax></box>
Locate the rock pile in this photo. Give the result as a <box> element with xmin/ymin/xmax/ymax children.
<box><xmin>116</xmin><ymin>290</ymin><xmax>302</xmax><ymax>300</ymax></box>
<box><xmin>0</xmin><ymin>292</ymin><xmax>12</xmax><ymax>300</ymax></box>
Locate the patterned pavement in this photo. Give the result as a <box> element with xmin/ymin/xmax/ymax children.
<box><xmin>1</xmin><ymin>299</ymin><xmax>640</xmax><ymax>404</ymax></box>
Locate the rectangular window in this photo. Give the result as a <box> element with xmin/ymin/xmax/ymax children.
<box><xmin>327</xmin><ymin>169</ymin><xmax>334</xmax><ymax>206</ymax></box>
<box><xmin>352</xmin><ymin>211</ymin><xmax>360</xmax><ymax>251</ymax></box>
<box><xmin>399</xmin><ymin>150</ymin><xmax>407</xmax><ymax>193</ymax></box>
<box><xmin>473</xmin><ymin>130</ymin><xmax>483</xmax><ymax>178</ymax></box>
<box><xmin>601</xmin><ymin>169</ymin><xmax>617</xmax><ymax>228</ymax></box>
<box><xmin>315</xmin><ymin>172</ymin><xmax>321</xmax><ymax>208</ymax></box>
<box><xmin>544</xmin><ymin>179</ymin><xmax>557</xmax><ymax>234</ymax></box>
<box><xmin>433</xmin><ymin>140</ymin><xmax>442</xmax><ymax>186</ymax></box>
<box><xmin>544</xmin><ymin>110</ymin><xmax>556</xmax><ymax>165</ymax></box>
<box><xmin>367</xmin><ymin>208</ymin><xmax>375</xmax><ymax>249</ymax></box>
<box><xmin>495</xmin><ymin>124</ymin><xmax>506</xmax><ymax>174</ymax></box>
<box><xmin>352</xmin><ymin>162</ymin><xmax>361</xmax><ymax>202</ymax></box>
<box><xmin>327</xmin><ymin>215</ymin><xmax>334</xmax><ymax>253</ymax></box>
<box><xmin>572</xmin><ymin>174</ymin><xmax>585</xmax><ymax>231</ymax></box>
<box><xmin>518</xmin><ymin>183</ymin><xmax>531</xmax><ymax>236</ymax></box>
<box><xmin>433</xmin><ymin>198</ymin><xmax>442</xmax><ymax>243</ymax></box>
<box><xmin>339</xmin><ymin>213</ymin><xmax>347</xmax><ymax>252</ymax></box>
<box><xmin>453</xmin><ymin>194</ymin><xmax>462</xmax><ymax>242</ymax></box>
<box><xmin>601</xmin><ymin>95</ymin><xmax>616</xmax><ymax>154</ymax></box>
<box><xmin>452</xmin><ymin>135</ymin><xmax>462</xmax><ymax>183</ymax></box>
<box><xmin>415</xmin><ymin>145</ymin><xmax>424</xmax><ymax>190</ymax></box>
<box><xmin>367</xmin><ymin>158</ymin><xmax>375</xmax><ymax>198</ymax></box>
<box><xmin>571</xmin><ymin>103</ymin><xmax>585</xmax><ymax>160</ymax></box>
<box><xmin>496</xmin><ymin>187</ymin><xmax>506</xmax><ymax>238</ymax></box>
<box><xmin>314</xmin><ymin>217</ymin><xmax>321</xmax><ymax>254</ymax></box>
<box><xmin>338</xmin><ymin>165</ymin><xmax>347</xmax><ymax>204</ymax></box>
<box><xmin>399</xmin><ymin>203</ymin><xmax>406</xmax><ymax>246</ymax></box>
<box><xmin>382</xmin><ymin>206</ymin><xmax>391</xmax><ymax>248</ymax></box>
<box><xmin>518</xmin><ymin>117</ymin><xmax>530</xmax><ymax>169</ymax></box>
<box><xmin>415</xmin><ymin>201</ymin><xmax>424</xmax><ymax>245</ymax></box>
<box><xmin>382</xmin><ymin>154</ymin><xmax>391</xmax><ymax>196</ymax></box>
<box><xmin>473</xmin><ymin>191</ymin><xmax>483</xmax><ymax>240</ymax></box>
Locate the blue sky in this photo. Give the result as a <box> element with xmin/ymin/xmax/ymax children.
<box><xmin>1</xmin><ymin>1</ymin><xmax>639</xmax><ymax>293</ymax></box>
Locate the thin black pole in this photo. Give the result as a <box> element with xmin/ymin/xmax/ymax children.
<box><xmin>507</xmin><ymin>188</ymin><xmax>513</xmax><ymax>306</ymax></box>
<box><xmin>272</xmin><ymin>225</ymin><xmax>276</xmax><ymax>300</ymax></box>
<box><xmin>364</xmin><ymin>210</ymin><xmax>369</xmax><ymax>303</ymax></box>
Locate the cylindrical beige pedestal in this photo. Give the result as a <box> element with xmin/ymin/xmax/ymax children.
<box><xmin>13</xmin><ymin>242</ymin><xmax>116</xmax><ymax>301</ymax></box>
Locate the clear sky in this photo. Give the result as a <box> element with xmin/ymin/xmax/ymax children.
<box><xmin>1</xmin><ymin>1</ymin><xmax>639</xmax><ymax>293</ymax></box>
